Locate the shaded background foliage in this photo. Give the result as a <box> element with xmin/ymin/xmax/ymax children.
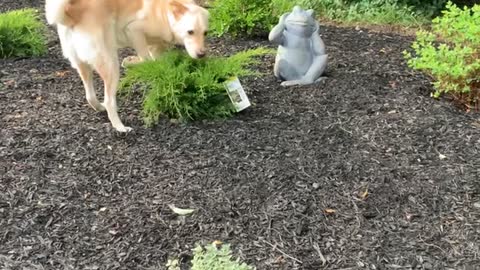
<box><xmin>341</xmin><ymin>0</ymin><xmax>476</xmax><ymax>16</ymax></box>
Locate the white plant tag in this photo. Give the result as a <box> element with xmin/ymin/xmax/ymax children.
<box><xmin>224</xmin><ymin>76</ymin><xmax>251</xmax><ymax>112</ymax></box>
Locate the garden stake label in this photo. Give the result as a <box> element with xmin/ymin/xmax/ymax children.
<box><xmin>224</xmin><ymin>76</ymin><xmax>251</xmax><ymax>112</ymax></box>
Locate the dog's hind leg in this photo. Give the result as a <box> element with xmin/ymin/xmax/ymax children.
<box><xmin>76</xmin><ymin>62</ymin><xmax>105</xmax><ymax>112</ymax></box>
<box><xmin>94</xmin><ymin>55</ymin><xmax>132</xmax><ymax>133</ymax></box>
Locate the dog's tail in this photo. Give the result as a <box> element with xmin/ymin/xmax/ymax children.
<box><xmin>45</xmin><ymin>0</ymin><xmax>73</xmax><ymax>26</ymax></box>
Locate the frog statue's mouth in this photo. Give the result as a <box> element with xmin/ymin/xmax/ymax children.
<box><xmin>286</xmin><ymin>20</ymin><xmax>308</xmax><ymax>26</ymax></box>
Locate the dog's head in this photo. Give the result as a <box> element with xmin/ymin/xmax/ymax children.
<box><xmin>168</xmin><ymin>0</ymin><xmax>209</xmax><ymax>59</ymax></box>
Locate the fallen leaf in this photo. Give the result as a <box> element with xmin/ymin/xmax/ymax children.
<box><xmin>274</xmin><ymin>256</ymin><xmax>286</xmax><ymax>264</ymax></box>
<box><xmin>389</xmin><ymin>80</ymin><xmax>397</xmax><ymax>89</ymax></box>
<box><xmin>439</xmin><ymin>153</ymin><xmax>446</xmax><ymax>160</ymax></box>
<box><xmin>3</xmin><ymin>80</ymin><xmax>15</xmax><ymax>86</ymax></box>
<box><xmin>361</xmin><ymin>189</ymin><xmax>369</xmax><ymax>200</ymax></box>
<box><xmin>213</xmin><ymin>240</ymin><xmax>223</xmax><ymax>246</ymax></box>
<box><xmin>168</xmin><ymin>204</ymin><xmax>196</xmax><ymax>216</ymax></box>
<box><xmin>55</xmin><ymin>71</ymin><xmax>69</xmax><ymax>77</ymax></box>
<box><xmin>324</xmin><ymin>208</ymin><xmax>336</xmax><ymax>214</ymax></box>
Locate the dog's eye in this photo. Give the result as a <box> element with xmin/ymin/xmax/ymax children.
<box><xmin>187</xmin><ymin>30</ymin><xmax>194</xmax><ymax>35</ymax></box>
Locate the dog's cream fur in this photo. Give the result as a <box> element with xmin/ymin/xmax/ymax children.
<box><xmin>45</xmin><ymin>0</ymin><xmax>209</xmax><ymax>132</ymax></box>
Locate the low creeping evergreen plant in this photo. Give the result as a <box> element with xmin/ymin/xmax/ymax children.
<box><xmin>190</xmin><ymin>242</ymin><xmax>255</xmax><ymax>270</ymax></box>
<box><xmin>119</xmin><ymin>48</ymin><xmax>273</xmax><ymax>126</ymax></box>
<box><xmin>0</xmin><ymin>8</ymin><xmax>47</xmax><ymax>58</ymax></box>
<box><xmin>166</xmin><ymin>242</ymin><xmax>255</xmax><ymax>270</ymax></box>
<box><xmin>404</xmin><ymin>1</ymin><xmax>480</xmax><ymax>109</ymax></box>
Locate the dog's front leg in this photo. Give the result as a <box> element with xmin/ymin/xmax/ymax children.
<box><xmin>148</xmin><ymin>43</ymin><xmax>168</xmax><ymax>60</ymax></box>
<box><xmin>122</xmin><ymin>33</ymin><xmax>151</xmax><ymax>67</ymax></box>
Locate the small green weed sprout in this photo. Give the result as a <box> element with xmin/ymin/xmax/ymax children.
<box><xmin>119</xmin><ymin>48</ymin><xmax>272</xmax><ymax>126</ymax></box>
<box><xmin>0</xmin><ymin>8</ymin><xmax>47</xmax><ymax>58</ymax></box>
<box><xmin>404</xmin><ymin>1</ymin><xmax>480</xmax><ymax>109</ymax></box>
<box><xmin>191</xmin><ymin>242</ymin><xmax>255</xmax><ymax>270</ymax></box>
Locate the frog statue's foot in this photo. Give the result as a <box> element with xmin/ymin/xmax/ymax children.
<box><xmin>280</xmin><ymin>76</ymin><xmax>327</xmax><ymax>87</ymax></box>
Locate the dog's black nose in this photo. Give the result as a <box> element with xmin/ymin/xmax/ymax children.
<box><xmin>197</xmin><ymin>52</ymin><xmax>206</xmax><ymax>58</ymax></box>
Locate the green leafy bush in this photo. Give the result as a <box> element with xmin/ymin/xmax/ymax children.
<box><xmin>209</xmin><ymin>0</ymin><xmax>324</xmax><ymax>37</ymax></box>
<box><xmin>190</xmin><ymin>242</ymin><xmax>254</xmax><ymax>270</ymax></box>
<box><xmin>0</xmin><ymin>8</ymin><xmax>47</xmax><ymax>58</ymax></box>
<box><xmin>119</xmin><ymin>48</ymin><xmax>272</xmax><ymax>126</ymax></box>
<box><xmin>208</xmin><ymin>0</ymin><xmax>431</xmax><ymax>36</ymax></box>
<box><xmin>300</xmin><ymin>0</ymin><xmax>429</xmax><ymax>25</ymax></box>
<box><xmin>343</xmin><ymin>0</ymin><xmax>421</xmax><ymax>24</ymax></box>
<box><xmin>305</xmin><ymin>0</ymin><xmax>473</xmax><ymax>18</ymax></box>
<box><xmin>404</xmin><ymin>1</ymin><xmax>480</xmax><ymax>108</ymax></box>
<box><xmin>209</xmin><ymin>0</ymin><xmax>276</xmax><ymax>37</ymax></box>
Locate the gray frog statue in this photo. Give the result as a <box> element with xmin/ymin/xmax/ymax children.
<box><xmin>269</xmin><ymin>6</ymin><xmax>328</xmax><ymax>87</ymax></box>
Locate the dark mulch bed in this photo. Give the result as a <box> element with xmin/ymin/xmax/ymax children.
<box><xmin>1</xmin><ymin>2</ymin><xmax>480</xmax><ymax>270</ymax></box>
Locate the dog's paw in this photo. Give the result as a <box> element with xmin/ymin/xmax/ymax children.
<box><xmin>86</xmin><ymin>99</ymin><xmax>106</xmax><ymax>112</ymax></box>
<box><xmin>114</xmin><ymin>125</ymin><xmax>133</xmax><ymax>133</ymax></box>
<box><xmin>121</xmin><ymin>56</ymin><xmax>142</xmax><ymax>68</ymax></box>
<box><xmin>92</xmin><ymin>103</ymin><xmax>106</xmax><ymax>112</ymax></box>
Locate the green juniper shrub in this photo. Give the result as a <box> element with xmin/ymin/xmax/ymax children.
<box><xmin>119</xmin><ymin>47</ymin><xmax>272</xmax><ymax>126</ymax></box>
<box><xmin>190</xmin><ymin>242</ymin><xmax>255</xmax><ymax>270</ymax></box>
<box><xmin>0</xmin><ymin>8</ymin><xmax>47</xmax><ymax>58</ymax></box>
<box><xmin>404</xmin><ymin>1</ymin><xmax>480</xmax><ymax>109</ymax></box>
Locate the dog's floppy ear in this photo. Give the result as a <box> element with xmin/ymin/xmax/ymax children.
<box><xmin>170</xmin><ymin>0</ymin><xmax>188</xmax><ymax>20</ymax></box>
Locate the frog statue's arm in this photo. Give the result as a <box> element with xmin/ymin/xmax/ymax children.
<box><xmin>281</xmin><ymin>21</ymin><xmax>328</xmax><ymax>87</ymax></box>
<box><xmin>312</xmin><ymin>21</ymin><xmax>326</xmax><ymax>55</ymax></box>
<box><xmin>303</xmin><ymin>21</ymin><xmax>328</xmax><ymax>81</ymax></box>
<box><xmin>268</xmin><ymin>13</ymin><xmax>289</xmax><ymax>45</ymax></box>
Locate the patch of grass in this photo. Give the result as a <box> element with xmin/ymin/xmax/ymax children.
<box><xmin>404</xmin><ymin>1</ymin><xmax>480</xmax><ymax>109</ymax></box>
<box><xmin>119</xmin><ymin>48</ymin><xmax>272</xmax><ymax>126</ymax></box>
<box><xmin>0</xmin><ymin>8</ymin><xmax>47</xmax><ymax>58</ymax></box>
